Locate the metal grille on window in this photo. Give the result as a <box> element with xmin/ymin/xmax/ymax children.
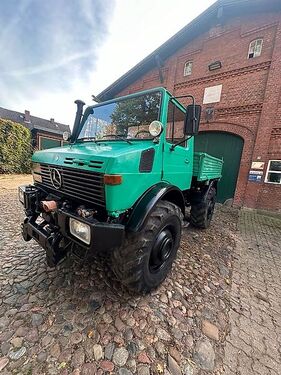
<box><xmin>183</xmin><ymin>61</ymin><xmax>193</xmax><ymax>76</ymax></box>
<box><xmin>248</xmin><ymin>39</ymin><xmax>263</xmax><ymax>59</ymax></box>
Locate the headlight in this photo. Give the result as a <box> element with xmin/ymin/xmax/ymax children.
<box><xmin>69</xmin><ymin>218</ymin><xmax>91</xmax><ymax>245</ymax></box>
<box><xmin>149</xmin><ymin>120</ymin><xmax>163</xmax><ymax>137</ymax></box>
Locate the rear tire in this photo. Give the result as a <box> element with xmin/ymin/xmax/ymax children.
<box><xmin>111</xmin><ymin>200</ymin><xmax>182</xmax><ymax>293</ymax></box>
<box><xmin>190</xmin><ymin>186</ymin><xmax>216</xmax><ymax>229</ymax></box>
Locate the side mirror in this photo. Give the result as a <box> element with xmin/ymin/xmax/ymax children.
<box><xmin>184</xmin><ymin>104</ymin><xmax>201</xmax><ymax>136</ymax></box>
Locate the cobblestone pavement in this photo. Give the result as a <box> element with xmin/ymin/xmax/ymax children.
<box><xmin>223</xmin><ymin>210</ymin><xmax>281</xmax><ymax>375</ymax></box>
<box><xmin>0</xmin><ymin>176</ymin><xmax>237</xmax><ymax>375</ymax></box>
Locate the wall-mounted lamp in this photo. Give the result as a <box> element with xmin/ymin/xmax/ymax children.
<box><xmin>205</xmin><ymin>107</ymin><xmax>215</xmax><ymax>123</ymax></box>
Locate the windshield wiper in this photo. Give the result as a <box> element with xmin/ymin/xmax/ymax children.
<box><xmin>97</xmin><ymin>134</ymin><xmax>132</xmax><ymax>145</ymax></box>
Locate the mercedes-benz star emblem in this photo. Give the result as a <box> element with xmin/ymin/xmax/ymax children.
<box><xmin>50</xmin><ymin>168</ymin><xmax>62</xmax><ymax>189</ymax></box>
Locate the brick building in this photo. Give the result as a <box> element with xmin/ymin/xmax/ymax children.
<box><xmin>98</xmin><ymin>0</ymin><xmax>281</xmax><ymax>211</ymax></box>
<box><xmin>0</xmin><ymin>107</ymin><xmax>70</xmax><ymax>150</ymax></box>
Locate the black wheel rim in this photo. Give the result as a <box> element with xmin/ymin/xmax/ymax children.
<box><xmin>149</xmin><ymin>225</ymin><xmax>175</xmax><ymax>273</ymax></box>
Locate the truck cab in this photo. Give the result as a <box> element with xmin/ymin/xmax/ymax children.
<box><xmin>19</xmin><ymin>87</ymin><xmax>223</xmax><ymax>293</ymax></box>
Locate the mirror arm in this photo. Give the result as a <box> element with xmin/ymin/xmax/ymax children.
<box><xmin>170</xmin><ymin>136</ymin><xmax>192</xmax><ymax>151</ymax></box>
<box><xmin>171</xmin><ymin>94</ymin><xmax>195</xmax><ymax>106</ymax></box>
<box><xmin>172</xmin><ymin>95</ymin><xmax>198</xmax><ymax>135</ymax></box>
<box><xmin>192</xmin><ymin>97</ymin><xmax>196</xmax><ymax>134</ymax></box>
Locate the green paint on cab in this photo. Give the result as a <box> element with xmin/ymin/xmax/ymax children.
<box><xmin>32</xmin><ymin>87</ymin><xmax>223</xmax><ymax>215</ymax></box>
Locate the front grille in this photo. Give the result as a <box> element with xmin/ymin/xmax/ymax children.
<box><xmin>38</xmin><ymin>164</ymin><xmax>105</xmax><ymax>207</ymax></box>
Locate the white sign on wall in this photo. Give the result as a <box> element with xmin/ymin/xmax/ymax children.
<box><xmin>203</xmin><ymin>84</ymin><xmax>222</xmax><ymax>104</ymax></box>
<box><xmin>251</xmin><ymin>161</ymin><xmax>265</xmax><ymax>170</ymax></box>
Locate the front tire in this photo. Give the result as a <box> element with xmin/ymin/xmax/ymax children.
<box><xmin>111</xmin><ymin>200</ymin><xmax>182</xmax><ymax>293</ymax></box>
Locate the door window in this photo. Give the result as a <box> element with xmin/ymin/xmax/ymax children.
<box><xmin>166</xmin><ymin>101</ymin><xmax>185</xmax><ymax>146</ymax></box>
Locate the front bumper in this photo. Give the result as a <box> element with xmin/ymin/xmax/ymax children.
<box><xmin>57</xmin><ymin>209</ymin><xmax>125</xmax><ymax>252</ymax></box>
<box><xmin>22</xmin><ymin>209</ymin><xmax>124</xmax><ymax>250</ymax></box>
<box><xmin>20</xmin><ymin>185</ymin><xmax>125</xmax><ymax>266</ymax></box>
<box><xmin>22</xmin><ymin>210</ymin><xmax>125</xmax><ymax>266</ymax></box>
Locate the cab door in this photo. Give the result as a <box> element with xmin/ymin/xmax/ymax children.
<box><xmin>162</xmin><ymin>100</ymin><xmax>193</xmax><ymax>190</ymax></box>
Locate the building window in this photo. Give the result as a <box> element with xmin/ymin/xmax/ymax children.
<box><xmin>265</xmin><ymin>160</ymin><xmax>281</xmax><ymax>184</ymax></box>
<box><xmin>39</xmin><ymin>135</ymin><xmax>63</xmax><ymax>150</ymax></box>
<box><xmin>248</xmin><ymin>39</ymin><xmax>263</xmax><ymax>59</ymax></box>
<box><xmin>183</xmin><ymin>61</ymin><xmax>193</xmax><ymax>76</ymax></box>
<box><xmin>166</xmin><ymin>101</ymin><xmax>185</xmax><ymax>146</ymax></box>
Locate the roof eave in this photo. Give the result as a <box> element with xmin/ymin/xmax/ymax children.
<box><xmin>97</xmin><ymin>0</ymin><xmax>281</xmax><ymax>101</ymax></box>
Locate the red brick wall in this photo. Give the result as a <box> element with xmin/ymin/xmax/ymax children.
<box><xmin>118</xmin><ymin>12</ymin><xmax>281</xmax><ymax>211</ymax></box>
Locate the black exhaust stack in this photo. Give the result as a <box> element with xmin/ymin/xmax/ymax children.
<box><xmin>71</xmin><ymin>99</ymin><xmax>85</xmax><ymax>143</ymax></box>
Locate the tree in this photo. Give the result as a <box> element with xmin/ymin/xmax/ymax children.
<box><xmin>110</xmin><ymin>93</ymin><xmax>161</xmax><ymax>135</ymax></box>
<box><xmin>0</xmin><ymin>119</ymin><xmax>32</xmax><ymax>173</ymax></box>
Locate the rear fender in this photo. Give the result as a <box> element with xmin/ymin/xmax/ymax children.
<box><xmin>126</xmin><ymin>182</ymin><xmax>185</xmax><ymax>232</ymax></box>
<box><xmin>190</xmin><ymin>179</ymin><xmax>218</xmax><ymax>205</ymax></box>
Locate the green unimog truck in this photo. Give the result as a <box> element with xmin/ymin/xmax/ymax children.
<box><xmin>19</xmin><ymin>87</ymin><xmax>223</xmax><ymax>293</ymax></box>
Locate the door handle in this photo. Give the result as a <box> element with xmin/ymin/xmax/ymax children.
<box><xmin>184</xmin><ymin>159</ymin><xmax>190</xmax><ymax>164</ymax></box>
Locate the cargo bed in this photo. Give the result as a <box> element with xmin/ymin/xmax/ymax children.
<box><xmin>193</xmin><ymin>152</ymin><xmax>223</xmax><ymax>181</ymax></box>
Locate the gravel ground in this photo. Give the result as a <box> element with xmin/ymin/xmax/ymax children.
<box><xmin>224</xmin><ymin>210</ymin><xmax>281</xmax><ymax>375</ymax></box>
<box><xmin>0</xmin><ymin>175</ymin><xmax>238</xmax><ymax>375</ymax></box>
<box><xmin>0</xmin><ymin>175</ymin><xmax>32</xmax><ymax>192</ymax></box>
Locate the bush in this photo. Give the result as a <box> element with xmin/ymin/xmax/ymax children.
<box><xmin>0</xmin><ymin>119</ymin><xmax>32</xmax><ymax>174</ymax></box>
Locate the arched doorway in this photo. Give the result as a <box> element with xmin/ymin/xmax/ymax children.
<box><xmin>194</xmin><ymin>131</ymin><xmax>244</xmax><ymax>203</ymax></box>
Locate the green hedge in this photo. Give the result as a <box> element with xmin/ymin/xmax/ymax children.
<box><xmin>0</xmin><ymin>119</ymin><xmax>32</xmax><ymax>174</ymax></box>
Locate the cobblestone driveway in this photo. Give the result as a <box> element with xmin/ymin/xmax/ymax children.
<box><xmin>1</xmin><ymin>176</ymin><xmax>236</xmax><ymax>375</ymax></box>
<box><xmin>224</xmin><ymin>210</ymin><xmax>281</xmax><ymax>375</ymax></box>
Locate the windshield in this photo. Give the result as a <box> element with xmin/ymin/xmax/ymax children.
<box><xmin>78</xmin><ymin>91</ymin><xmax>161</xmax><ymax>141</ymax></box>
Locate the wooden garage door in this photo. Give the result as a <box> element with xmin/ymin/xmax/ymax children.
<box><xmin>194</xmin><ymin>131</ymin><xmax>244</xmax><ymax>203</ymax></box>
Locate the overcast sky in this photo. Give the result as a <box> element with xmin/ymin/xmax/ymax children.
<box><xmin>0</xmin><ymin>0</ymin><xmax>216</xmax><ymax>126</ymax></box>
